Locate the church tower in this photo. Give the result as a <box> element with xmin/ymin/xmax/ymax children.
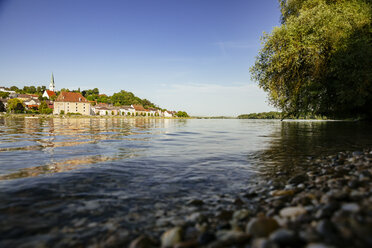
<box><xmin>49</xmin><ymin>73</ymin><xmax>55</xmax><ymax>91</ymax></box>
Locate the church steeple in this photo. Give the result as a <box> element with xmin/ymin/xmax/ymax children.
<box><xmin>49</xmin><ymin>73</ymin><xmax>55</xmax><ymax>91</ymax></box>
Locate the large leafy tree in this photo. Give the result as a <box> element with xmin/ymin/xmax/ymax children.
<box><xmin>251</xmin><ymin>0</ymin><xmax>372</xmax><ymax>118</ymax></box>
<box><xmin>0</xmin><ymin>101</ymin><xmax>5</xmax><ymax>112</ymax></box>
<box><xmin>7</xmin><ymin>99</ymin><xmax>25</xmax><ymax>113</ymax></box>
<box><xmin>39</xmin><ymin>101</ymin><xmax>52</xmax><ymax>114</ymax></box>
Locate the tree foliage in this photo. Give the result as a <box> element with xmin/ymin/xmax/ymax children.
<box><xmin>175</xmin><ymin>111</ymin><xmax>189</xmax><ymax>117</ymax></box>
<box><xmin>0</xmin><ymin>92</ymin><xmax>10</xmax><ymax>99</ymax></box>
<box><xmin>39</xmin><ymin>101</ymin><xmax>53</xmax><ymax>114</ymax></box>
<box><xmin>251</xmin><ymin>0</ymin><xmax>372</xmax><ymax>119</ymax></box>
<box><xmin>0</xmin><ymin>101</ymin><xmax>5</xmax><ymax>112</ymax></box>
<box><xmin>7</xmin><ymin>99</ymin><xmax>25</xmax><ymax>113</ymax></box>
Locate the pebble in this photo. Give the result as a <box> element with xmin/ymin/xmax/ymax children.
<box><xmin>288</xmin><ymin>173</ymin><xmax>309</xmax><ymax>185</ymax></box>
<box><xmin>161</xmin><ymin>227</ymin><xmax>183</xmax><ymax>248</ymax></box>
<box><xmin>270</xmin><ymin>189</ymin><xmax>295</xmax><ymax>196</ymax></box>
<box><xmin>246</xmin><ymin>217</ymin><xmax>279</xmax><ymax>237</ymax></box>
<box><xmin>269</xmin><ymin>228</ymin><xmax>298</xmax><ymax>246</ymax></box>
<box><xmin>232</xmin><ymin>209</ymin><xmax>250</xmax><ymax>221</ymax></box>
<box><xmin>209</xmin><ymin>230</ymin><xmax>250</xmax><ymax>248</ymax></box>
<box><xmin>129</xmin><ymin>235</ymin><xmax>157</xmax><ymax>248</ymax></box>
<box><xmin>187</xmin><ymin>199</ymin><xmax>204</xmax><ymax>207</ymax></box>
<box><xmin>306</xmin><ymin>243</ymin><xmax>335</xmax><ymax>248</ymax></box>
<box><xmin>341</xmin><ymin>203</ymin><xmax>360</xmax><ymax>212</ymax></box>
<box><xmin>198</xmin><ymin>232</ymin><xmax>216</xmax><ymax>245</ymax></box>
<box><xmin>279</xmin><ymin>206</ymin><xmax>307</xmax><ymax>218</ymax></box>
<box><xmin>251</xmin><ymin>238</ymin><xmax>279</xmax><ymax>248</ymax></box>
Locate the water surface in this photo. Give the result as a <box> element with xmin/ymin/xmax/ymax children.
<box><xmin>0</xmin><ymin>117</ymin><xmax>371</xmax><ymax>246</ymax></box>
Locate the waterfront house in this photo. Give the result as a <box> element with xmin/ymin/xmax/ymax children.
<box><xmin>91</xmin><ymin>103</ymin><xmax>120</xmax><ymax>116</ymax></box>
<box><xmin>119</xmin><ymin>105</ymin><xmax>135</xmax><ymax>116</ymax></box>
<box><xmin>147</xmin><ymin>108</ymin><xmax>158</xmax><ymax>116</ymax></box>
<box><xmin>53</xmin><ymin>92</ymin><xmax>91</xmax><ymax>115</ymax></box>
<box><xmin>131</xmin><ymin>104</ymin><xmax>147</xmax><ymax>116</ymax></box>
<box><xmin>163</xmin><ymin>110</ymin><xmax>174</xmax><ymax>117</ymax></box>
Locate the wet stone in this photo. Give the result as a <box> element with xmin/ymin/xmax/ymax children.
<box><xmin>316</xmin><ymin>220</ymin><xmax>338</xmax><ymax>240</ymax></box>
<box><xmin>341</xmin><ymin>203</ymin><xmax>360</xmax><ymax>213</ymax></box>
<box><xmin>232</xmin><ymin>209</ymin><xmax>250</xmax><ymax>221</ymax></box>
<box><xmin>269</xmin><ymin>228</ymin><xmax>299</xmax><ymax>247</ymax></box>
<box><xmin>246</xmin><ymin>217</ymin><xmax>280</xmax><ymax>238</ymax></box>
<box><xmin>210</xmin><ymin>230</ymin><xmax>250</xmax><ymax>248</ymax></box>
<box><xmin>174</xmin><ymin>240</ymin><xmax>199</xmax><ymax>248</ymax></box>
<box><xmin>187</xmin><ymin>199</ymin><xmax>204</xmax><ymax>207</ymax></box>
<box><xmin>161</xmin><ymin>227</ymin><xmax>183</xmax><ymax>248</ymax></box>
<box><xmin>129</xmin><ymin>235</ymin><xmax>157</xmax><ymax>248</ymax></box>
<box><xmin>251</xmin><ymin>238</ymin><xmax>279</xmax><ymax>248</ymax></box>
<box><xmin>198</xmin><ymin>231</ymin><xmax>216</xmax><ymax>245</ymax></box>
<box><xmin>288</xmin><ymin>173</ymin><xmax>309</xmax><ymax>185</ymax></box>
<box><xmin>279</xmin><ymin>206</ymin><xmax>307</xmax><ymax>219</ymax></box>
<box><xmin>216</xmin><ymin>210</ymin><xmax>233</xmax><ymax>221</ymax></box>
<box><xmin>306</xmin><ymin>243</ymin><xmax>335</xmax><ymax>248</ymax></box>
<box><xmin>270</xmin><ymin>189</ymin><xmax>295</xmax><ymax>197</ymax></box>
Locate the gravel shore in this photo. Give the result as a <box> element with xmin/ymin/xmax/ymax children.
<box><xmin>129</xmin><ymin>149</ymin><xmax>372</xmax><ymax>248</ymax></box>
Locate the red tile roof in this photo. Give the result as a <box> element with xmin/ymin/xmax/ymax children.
<box><xmin>56</xmin><ymin>92</ymin><xmax>88</xmax><ymax>103</ymax></box>
<box><xmin>46</xmin><ymin>90</ymin><xmax>56</xmax><ymax>97</ymax></box>
<box><xmin>132</xmin><ymin>104</ymin><xmax>146</xmax><ymax>111</ymax></box>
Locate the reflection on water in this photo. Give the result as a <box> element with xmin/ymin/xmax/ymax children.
<box><xmin>0</xmin><ymin>117</ymin><xmax>371</xmax><ymax>246</ymax></box>
<box><xmin>0</xmin><ymin>117</ymin><xmax>176</xmax><ymax>178</ymax></box>
<box><xmin>252</xmin><ymin>121</ymin><xmax>372</xmax><ymax>182</ymax></box>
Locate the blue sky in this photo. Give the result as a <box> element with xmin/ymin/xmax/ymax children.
<box><xmin>0</xmin><ymin>0</ymin><xmax>281</xmax><ymax>116</ymax></box>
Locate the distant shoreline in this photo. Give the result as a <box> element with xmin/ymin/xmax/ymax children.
<box><xmin>0</xmin><ymin>113</ymin><xmax>192</xmax><ymax>119</ymax></box>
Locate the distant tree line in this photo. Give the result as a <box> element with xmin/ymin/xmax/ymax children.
<box><xmin>3</xmin><ymin>85</ymin><xmax>47</xmax><ymax>95</ymax></box>
<box><xmin>238</xmin><ymin>112</ymin><xmax>327</xmax><ymax>120</ymax></box>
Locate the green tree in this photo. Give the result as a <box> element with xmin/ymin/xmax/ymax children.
<box><xmin>175</xmin><ymin>111</ymin><xmax>189</xmax><ymax>117</ymax></box>
<box><xmin>39</xmin><ymin>101</ymin><xmax>53</xmax><ymax>114</ymax></box>
<box><xmin>7</xmin><ymin>99</ymin><xmax>25</xmax><ymax>113</ymax></box>
<box><xmin>10</xmin><ymin>86</ymin><xmax>19</xmax><ymax>92</ymax></box>
<box><xmin>0</xmin><ymin>92</ymin><xmax>9</xmax><ymax>99</ymax></box>
<box><xmin>251</xmin><ymin>0</ymin><xmax>372</xmax><ymax>119</ymax></box>
<box><xmin>0</xmin><ymin>101</ymin><xmax>5</xmax><ymax>112</ymax></box>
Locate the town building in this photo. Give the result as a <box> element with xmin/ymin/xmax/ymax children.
<box><xmin>119</xmin><ymin>105</ymin><xmax>136</xmax><ymax>116</ymax></box>
<box><xmin>49</xmin><ymin>73</ymin><xmax>55</xmax><ymax>92</ymax></box>
<box><xmin>24</xmin><ymin>99</ymin><xmax>40</xmax><ymax>109</ymax></box>
<box><xmin>43</xmin><ymin>90</ymin><xmax>56</xmax><ymax>99</ymax></box>
<box><xmin>53</xmin><ymin>92</ymin><xmax>91</xmax><ymax>115</ymax></box>
<box><xmin>131</xmin><ymin>104</ymin><xmax>148</xmax><ymax>116</ymax></box>
<box><xmin>42</xmin><ymin>73</ymin><xmax>56</xmax><ymax>99</ymax></box>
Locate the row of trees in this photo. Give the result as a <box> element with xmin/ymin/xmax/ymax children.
<box><xmin>251</xmin><ymin>0</ymin><xmax>372</xmax><ymax>119</ymax></box>
<box><xmin>60</xmin><ymin>88</ymin><xmax>159</xmax><ymax>109</ymax></box>
<box><xmin>3</xmin><ymin>85</ymin><xmax>47</xmax><ymax>95</ymax></box>
<box><xmin>238</xmin><ymin>112</ymin><xmax>327</xmax><ymax>120</ymax></box>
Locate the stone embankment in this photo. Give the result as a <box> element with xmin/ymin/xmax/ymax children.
<box><xmin>129</xmin><ymin>149</ymin><xmax>372</xmax><ymax>248</ymax></box>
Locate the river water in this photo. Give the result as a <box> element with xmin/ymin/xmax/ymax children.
<box><xmin>0</xmin><ymin>117</ymin><xmax>371</xmax><ymax>247</ymax></box>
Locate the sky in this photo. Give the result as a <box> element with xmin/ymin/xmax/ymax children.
<box><xmin>0</xmin><ymin>0</ymin><xmax>281</xmax><ymax>116</ymax></box>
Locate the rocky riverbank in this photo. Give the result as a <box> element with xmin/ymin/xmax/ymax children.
<box><xmin>129</xmin><ymin>149</ymin><xmax>372</xmax><ymax>248</ymax></box>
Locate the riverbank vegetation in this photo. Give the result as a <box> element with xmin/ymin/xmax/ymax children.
<box><xmin>250</xmin><ymin>0</ymin><xmax>372</xmax><ymax>120</ymax></box>
<box><xmin>238</xmin><ymin>112</ymin><xmax>328</xmax><ymax>120</ymax></box>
